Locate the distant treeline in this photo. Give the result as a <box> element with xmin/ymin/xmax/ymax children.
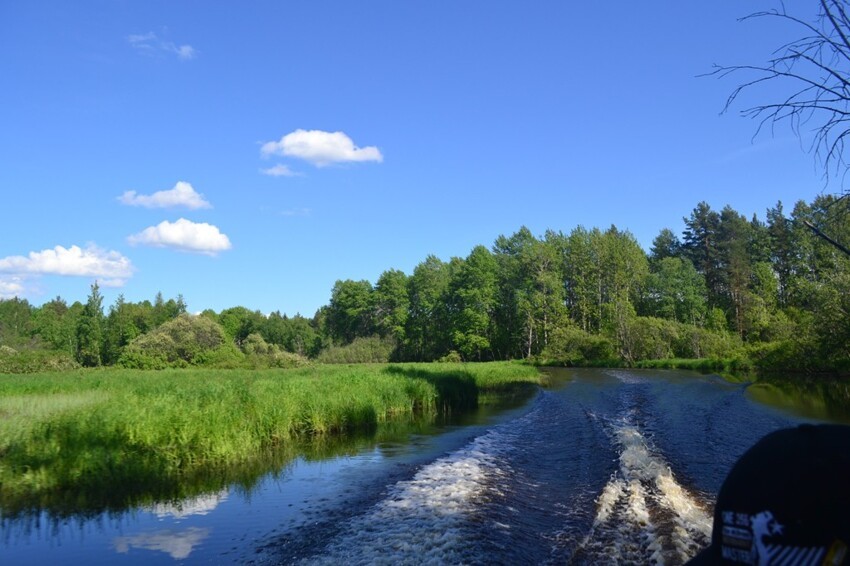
<box><xmin>1</xmin><ymin>196</ymin><xmax>848</xmax><ymax>373</ymax></box>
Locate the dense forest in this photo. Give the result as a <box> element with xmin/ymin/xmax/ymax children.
<box><xmin>1</xmin><ymin>196</ymin><xmax>849</xmax><ymax>374</ymax></box>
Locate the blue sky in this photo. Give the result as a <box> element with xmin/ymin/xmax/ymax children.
<box><xmin>0</xmin><ymin>1</ymin><xmax>833</xmax><ymax>316</ymax></box>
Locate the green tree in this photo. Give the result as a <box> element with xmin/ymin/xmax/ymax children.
<box><xmin>641</xmin><ymin>257</ymin><xmax>707</xmax><ymax>325</ymax></box>
<box><xmin>516</xmin><ymin>232</ymin><xmax>568</xmax><ymax>357</ymax></box>
<box><xmin>372</xmin><ymin>269</ymin><xmax>410</xmax><ymax>344</ymax></box>
<box><xmin>649</xmin><ymin>228</ymin><xmax>682</xmax><ymax>265</ymax></box>
<box><xmin>682</xmin><ymin>201</ymin><xmax>723</xmax><ymax>308</ymax></box>
<box><xmin>717</xmin><ymin>205</ymin><xmax>754</xmax><ymax>337</ymax></box>
<box><xmin>561</xmin><ymin>226</ymin><xmax>603</xmax><ymax>332</ymax></box>
<box><xmin>33</xmin><ymin>297</ymin><xmax>77</xmax><ymax>353</ymax></box>
<box><xmin>102</xmin><ymin>294</ymin><xmax>141</xmax><ymax>364</ymax></box>
<box><xmin>76</xmin><ymin>282</ymin><xmax>104</xmax><ymax>366</ymax></box>
<box><xmin>449</xmin><ymin>245</ymin><xmax>498</xmax><ymax>361</ymax></box>
<box><xmin>0</xmin><ymin>297</ymin><xmax>34</xmax><ymax>348</ymax></box>
<box><xmin>218</xmin><ymin>306</ymin><xmax>265</xmax><ymax>345</ymax></box>
<box><xmin>325</xmin><ymin>280</ymin><xmax>374</xmax><ymax>344</ymax></box>
<box><xmin>767</xmin><ymin>201</ymin><xmax>801</xmax><ymax>307</ymax></box>
<box><xmin>261</xmin><ymin>311</ymin><xmax>321</xmax><ymax>357</ymax></box>
<box><xmin>405</xmin><ymin>255</ymin><xmax>452</xmax><ymax>361</ymax></box>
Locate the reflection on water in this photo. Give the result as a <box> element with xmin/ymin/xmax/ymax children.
<box><xmin>114</xmin><ymin>527</ymin><xmax>210</xmax><ymax>560</ymax></box>
<box><xmin>747</xmin><ymin>378</ymin><xmax>850</xmax><ymax>424</ymax></box>
<box><xmin>145</xmin><ymin>490</ymin><xmax>228</xmax><ymax>519</ymax></box>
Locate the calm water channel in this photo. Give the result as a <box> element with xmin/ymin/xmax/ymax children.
<box><xmin>3</xmin><ymin>369</ymin><xmax>849</xmax><ymax>565</ymax></box>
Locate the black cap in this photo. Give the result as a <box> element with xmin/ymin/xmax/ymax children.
<box><xmin>689</xmin><ymin>424</ymin><xmax>850</xmax><ymax>565</ymax></box>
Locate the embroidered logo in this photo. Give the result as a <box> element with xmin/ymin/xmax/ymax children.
<box><xmin>718</xmin><ymin>509</ymin><xmax>834</xmax><ymax>565</ymax></box>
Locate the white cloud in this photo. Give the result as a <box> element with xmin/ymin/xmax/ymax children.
<box><xmin>119</xmin><ymin>181</ymin><xmax>212</xmax><ymax>210</ymax></box>
<box><xmin>127</xmin><ymin>32</ymin><xmax>196</xmax><ymax>61</ymax></box>
<box><xmin>260</xmin><ymin>164</ymin><xmax>300</xmax><ymax>177</ymax></box>
<box><xmin>128</xmin><ymin>218</ymin><xmax>232</xmax><ymax>255</ymax></box>
<box><xmin>0</xmin><ymin>245</ymin><xmax>134</xmax><ymax>284</ymax></box>
<box><xmin>0</xmin><ymin>276</ymin><xmax>25</xmax><ymax>299</ymax></box>
<box><xmin>261</xmin><ymin>129</ymin><xmax>383</xmax><ymax>167</ymax></box>
<box><xmin>172</xmin><ymin>45</ymin><xmax>197</xmax><ymax>60</ymax></box>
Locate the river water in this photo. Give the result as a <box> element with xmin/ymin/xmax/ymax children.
<box><xmin>2</xmin><ymin>368</ymin><xmax>848</xmax><ymax>565</ymax></box>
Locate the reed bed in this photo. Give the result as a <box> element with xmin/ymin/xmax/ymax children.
<box><xmin>0</xmin><ymin>362</ymin><xmax>542</xmax><ymax>514</ymax></box>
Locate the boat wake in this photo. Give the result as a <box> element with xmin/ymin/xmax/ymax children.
<box><xmin>300</xmin><ymin>424</ymin><xmax>519</xmax><ymax>565</ymax></box>
<box><xmin>571</xmin><ymin>417</ymin><xmax>713</xmax><ymax>564</ymax></box>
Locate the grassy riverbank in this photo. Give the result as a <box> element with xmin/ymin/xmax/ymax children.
<box><xmin>0</xmin><ymin>362</ymin><xmax>542</xmax><ymax>516</ymax></box>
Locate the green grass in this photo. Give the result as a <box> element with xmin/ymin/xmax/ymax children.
<box><xmin>0</xmin><ymin>362</ymin><xmax>542</xmax><ymax>516</ymax></box>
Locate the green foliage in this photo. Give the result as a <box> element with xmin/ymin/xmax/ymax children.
<box><xmin>325</xmin><ymin>280</ymin><xmax>375</xmax><ymax>344</ymax></box>
<box><xmin>316</xmin><ymin>335</ymin><xmax>396</xmax><ymax>364</ymax></box>
<box><xmin>0</xmin><ymin>348</ymin><xmax>80</xmax><ymax>373</ymax></box>
<box><xmin>373</xmin><ymin>269</ymin><xmax>410</xmax><ymax>344</ymax></box>
<box><xmin>240</xmin><ymin>332</ymin><xmax>310</xmax><ymax>369</ymax></box>
<box><xmin>32</xmin><ymin>297</ymin><xmax>78</xmax><ymax>354</ymax></box>
<box><xmin>0</xmin><ymin>297</ymin><xmax>35</xmax><ymax>349</ymax></box>
<box><xmin>2</xmin><ymin>193</ymin><xmax>848</xmax><ymax>373</ymax></box>
<box><xmin>437</xmin><ymin>350</ymin><xmax>463</xmax><ymax>363</ymax></box>
<box><xmin>541</xmin><ymin>324</ymin><xmax>615</xmax><ymax>365</ymax></box>
<box><xmin>261</xmin><ymin>311</ymin><xmax>320</xmax><ymax>357</ymax></box>
<box><xmin>118</xmin><ymin>313</ymin><xmax>229</xmax><ymax>368</ymax></box>
<box><xmin>75</xmin><ymin>283</ymin><xmax>104</xmax><ymax>367</ymax></box>
<box><xmin>449</xmin><ymin>245</ymin><xmax>499</xmax><ymax>361</ymax></box>
<box><xmin>641</xmin><ymin>257</ymin><xmax>707</xmax><ymax>325</ymax></box>
<box><xmin>405</xmin><ymin>255</ymin><xmax>452</xmax><ymax>361</ymax></box>
<box><xmin>218</xmin><ymin>306</ymin><xmax>264</xmax><ymax>344</ymax></box>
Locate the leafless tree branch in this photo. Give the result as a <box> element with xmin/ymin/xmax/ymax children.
<box><xmin>707</xmin><ymin>0</ymin><xmax>850</xmax><ymax>196</ymax></box>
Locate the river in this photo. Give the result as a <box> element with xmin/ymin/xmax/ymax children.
<box><xmin>2</xmin><ymin>368</ymin><xmax>848</xmax><ymax>565</ymax></box>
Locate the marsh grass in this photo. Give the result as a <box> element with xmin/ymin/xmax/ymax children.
<box><xmin>0</xmin><ymin>362</ymin><xmax>542</xmax><ymax>517</ymax></box>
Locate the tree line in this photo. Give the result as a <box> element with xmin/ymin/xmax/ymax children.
<box><xmin>1</xmin><ymin>195</ymin><xmax>848</xmax><ymax>373</ymax></box>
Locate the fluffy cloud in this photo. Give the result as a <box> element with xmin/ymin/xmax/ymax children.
<box><xmin>128</xmin><ymin>218</ymin><xmax>232</xmax><ymax>255</ymax></box>
<box><xmin>128</xmin><ymin>32</ymin><xmax>196</xmax><ymax>60</ymax></box>
<box><xmin>0</xmin><ymin>245</ymin><xmax>134</xmax><ymax>288</ymax></box>
<box><xmin>120</xmin><ymin>181</ymin><xmax>212</xmax><ymax>210</ymax></box>
<box><xmin>261</xmin><ymin>129</ymin><xmax>383</xmax><ymax>167</ymax></box>
<box><xmin>260</xmin><ymin>164</ymin><xmax>300</xmax><ymax>177</ymax></box>
<box><xmin>0</xmin><ymin>276</ymin><xmax>25</xmax><ymax>299</ymax></box>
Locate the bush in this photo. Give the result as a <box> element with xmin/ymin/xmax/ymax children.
<box><xmin>316</xmin><ymin>336</ymin><xmax>395</xmax><ymax>364</ymax></box>
<box><xmin>0</xmin><ymin>348</ymin><xmax>80</xmax><ymax>373</ymax></box>
<box><xmin>437</xmin><ymin>350</ymin><xmax>463</xmax><ymax>363</ymax></box>
<box><xmin>624</xmin><ymin>316</ymin><xmax>678</xmax><ymax>361</ymax></box>
<box><xmin>673</xmin><ymin>323</ymin><xmax>743</xmax><ymax>359</ymax></box>
<box><xmin>118</xmin><ymin>314</ymin><xmax>229</xmax><ymax>368</ymax></box>
<box><xmin>541</xmin><ymin>325</ymin><xmax>615</xmax><ymax>365</ymax></box>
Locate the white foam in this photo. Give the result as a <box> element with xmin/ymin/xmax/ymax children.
<box><xmin>581</xmin><ymin>422</ymin><xmax>712</xmax><ymax>564</ymax></box>
<box><xmin>594</xmin><ymin>478</ymin><xmax>625</xmax><ymax>525</ymax></box>
<box><xmin>302</xmin><ymin>429</ymin><xmax>514</xmax><ymax>565</ymax></box>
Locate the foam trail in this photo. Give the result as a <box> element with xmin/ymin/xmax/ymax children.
<box><xmin>594</xmin><ymin>479</ymin><xmax>625</xmax><ymax>525</ymax></box>
<box><xmin>581</xmin><ymin>420</ymin><xmax>712</xmax><ymax>564</ymax></box>
<box><xmin>302</xmin><ymin>428</ymin><xmax>514</xmax><ymax>565</ymax></box>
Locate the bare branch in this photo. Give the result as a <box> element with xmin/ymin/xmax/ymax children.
<box><xmin>711</xmin><ymin>0</ymin><xmax>850</xmax><ymax>194</ymax></box>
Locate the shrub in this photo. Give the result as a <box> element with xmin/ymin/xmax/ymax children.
<box><xmin>316</xmin><ymin>335</ymin><xmax>395</xmax><ymax>364</ymax></box>
<box><xmin>437</xmin><ymin>350</ymin><xmax>463</xmax><ymax>363</ymax></box>
<box><xmin>118</xmin><ymin>314</ymin><xmax>228</xmax><ymax>368</ymax></box>
<box><xmin>0</xmin><ymin>349</ymin><xmax>80</xmax><ymax>373</ymax></box>
<box><xmin>541</xmin><ymin>325</ymin><xmax>615</xmax><ymax>365</ymax></box>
